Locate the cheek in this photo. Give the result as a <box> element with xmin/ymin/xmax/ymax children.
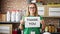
<box><xmin>33</xmin><ymin>9</ymin><xmax>36</xmax><ymax>12</ymax></box>
<box><xmin>29</xmin><ymin>9</ymin><xmax>36</xmax><ymax>13</ymax></box>
<box><xmin>29</xmin><ymin>9</ymin><xmax>30</xmax><ymax>11</ymax></box>
<box><xmin>30</xmin><ymin>9</ymin><xmax>36</xmax><ymax>12</ymax></box>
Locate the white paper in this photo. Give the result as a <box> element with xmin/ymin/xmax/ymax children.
<box><xmin>49</xmin><ymin>8</ymin><xmax>60</xmax><ymax>11</ymax></box>
<box><xmin>11</xmin><ymin>11</ymin><xmax>16</xmax><ymax>22</ymax></box>
<box><xmin>31</xmin><ymin>0</ymin><xmax>36</xmax><ymax>3</ymax></box>
<box><xmin>49</xmin><ymin>8</ymin><xmax>60</xmax><ymax>16</ymax></box>
<box><xmin>38</xmin><ymin>7</ymin><xmax>44</xmax><ymax>16</ymax></box>
<box><xmin>16</xmin><ymin>11</ymin><xmax>21</xmax><ymax>22</ymax></box>
<box><xmin>0</xmin><ymin>26</ymin><xmax>10</xmax><ymax>33</ymax></box>
<box><xmin>25</xmin><ymin>17</ymin><xmax>40</xmax><ymax>28</ymax></box>
<box><xmin>7</xmin><ymin>11</ymin><xmax>11</xmax><ymax>22</ymax></box>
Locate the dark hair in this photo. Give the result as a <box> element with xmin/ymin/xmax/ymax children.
<box><xmin>29</xmin><ymin>3</ymin><xmax>37</xmax><ymax>9</ymax></box>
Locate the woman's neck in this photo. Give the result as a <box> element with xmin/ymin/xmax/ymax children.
<box><xmin>30</xmin><ymin>13</ymin><xmax>35</xmax><ymax>16</ymax></box>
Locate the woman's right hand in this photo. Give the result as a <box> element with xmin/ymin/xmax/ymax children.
<box><xmin>20</xmin><ymin>20</ymin><xmax>24</xmax><ymax>25</ymax></box>
<box><xmin>19</xmin><ymin>20</ymin><xmax>24</xmax><ymax>30</ymax></box>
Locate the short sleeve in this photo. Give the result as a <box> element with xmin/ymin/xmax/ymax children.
<box><xmin>40</xmin><ymin>16</ymin><xmax>43</xmax><ymax>20</ymax></box>
<box><xmin>39</xmin><ymin>16</ymin><xmax>43</xmax><ymax>29</ymax></box>
<box><xmin>22</xmin><ymin>16</ymin><xmax>25</xmax><ymax>20</ymax></box>
<box><xmin>22</xmin><ymin>16</ymin><xmax>24</xmax><ymax>19</ymax></box>
<box><xmin>21</xmin><ymin>16</ymin><xmax>25</xmax><ymax>29</ymax></box>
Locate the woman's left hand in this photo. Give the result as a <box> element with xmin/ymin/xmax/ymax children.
<box><xmin>41</xmin><ymin>20</ymin><xmax>45</xmax><ymax>31</ymax></box>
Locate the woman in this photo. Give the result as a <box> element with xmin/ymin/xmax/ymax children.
<box><xmin>19</xmin><ymin>3</ymin><xmax>45</xmax><ymax>34</ymax></box>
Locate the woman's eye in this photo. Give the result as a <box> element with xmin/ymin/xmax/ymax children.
<box><xmin>29</xmin><ymin>7</ymin><xmax>35</xmax><ymax>9</ymax></box>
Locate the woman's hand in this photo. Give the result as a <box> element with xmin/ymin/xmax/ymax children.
<box><xmin>41</xmin><ymin>20</ymin><xmax>45</xmax><ymax>31</ymax></box>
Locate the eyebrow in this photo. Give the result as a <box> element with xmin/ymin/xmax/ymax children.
<box><xmin>28</xmin><ymin>6</ymin><xmax>35</xmax><ymax>7</ymax></box>
<box><xmin>29</xmin><ymin>6</ymin><xmax>35</xmax><ymax>7</ymax></box>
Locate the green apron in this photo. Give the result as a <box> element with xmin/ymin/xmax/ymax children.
<box><xmin>22</xmin><ymin>16</ymin><xmax>43</xmax><ymax>34</ymax></box>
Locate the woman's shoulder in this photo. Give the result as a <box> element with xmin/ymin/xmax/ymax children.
<box><xmin>22</xmin><ymin>16</ymin><xmax>26</xmax><ymax>20</ymax></box>
<box><xmin>22</xmin><ymin>16</ymin><xmax>28</xmax><ymax>19</ymax></box>
<box><xmin>38</xmin><ymin>15</ymin><xmax>42</xmax><ymax>17</ymax></box>
<box><xmin>38</xmin><ymin>15</ymin><xmax>43</xmax><ymax>20</ymax></box>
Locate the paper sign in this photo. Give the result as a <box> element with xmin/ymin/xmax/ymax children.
<box><xmin>38</xmin><ymin>7</ymin><xmax>44</xmax><ymax>16</ymax></box>
<box><xmin>49</xmin><ymin>8</ymin><xmax>60</xmax><ymax>16</ymax></box>
<box><xmin>25</xmin><ymin>17</ymin><xmax>40</xmax><ymax>28</ymax></box>
<box><xmin>0</xmin><ymin>26</ymin><xmax>10</xmax><ymax>33</ymax></box>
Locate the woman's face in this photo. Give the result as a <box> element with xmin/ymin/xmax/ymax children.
<box><xmin>29</xmin><ymin>4</ymin><xmax>36</xmax><ymax>14</ymax></box>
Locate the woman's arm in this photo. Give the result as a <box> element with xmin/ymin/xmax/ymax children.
<box><xmin>19</xmin><ymin>20</ymin><xmax>24</xmax><ymax>30</ymax></box>
<box><xmin>41</xmin><ymin>20</ymin><xmax>45</xmax><ymax>31</ymax></box>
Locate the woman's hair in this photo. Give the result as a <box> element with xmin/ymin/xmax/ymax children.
<box><xmin>25</xmin><ymin>3</ymin><xmax>38</xmax><ymax>16</ymax></box>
